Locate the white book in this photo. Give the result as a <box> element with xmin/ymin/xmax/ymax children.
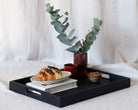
<box><xmin>26</xmin><ymin>78</ymin><xmax>78</xmax><ymax>94</ymax></box>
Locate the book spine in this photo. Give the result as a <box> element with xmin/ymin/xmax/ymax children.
<box><xmin>47</xmin><ymin>82</ymin><xmax>77</xmax><ymax>94</ymax></box>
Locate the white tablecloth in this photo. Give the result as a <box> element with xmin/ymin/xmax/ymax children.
<box><xmin>0</xmin><ymin>61</ymin><xmax>138</xmax><ymax>110</ymax></box>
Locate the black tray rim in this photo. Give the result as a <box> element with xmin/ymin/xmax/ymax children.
<box><xmin>9</xmin><ymin>68</ymin><xmax>131</xmax><ymax>107</ymax></box>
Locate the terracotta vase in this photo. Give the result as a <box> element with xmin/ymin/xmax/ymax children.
<box><xmin>74</xmin><ymin>53</ymin><xmax>87</xmax><ymax>78</ymax></box>
<box><xmin>64</xmin><ymin>63</ymin><xmax>78</xmax><ymax>78</ymax></box>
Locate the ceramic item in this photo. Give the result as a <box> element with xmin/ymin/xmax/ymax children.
<box><xmin>64</xmin><ymin>63</ymin><xmax>78</xmax><ymax>78</ymax></box>
<box><xmin>30</xmin><ymin>71</ymin><xmax>71</xmax><ymax>84</ymax></box>
<box><xmin>87</xmin><ymin>72</ymin><xmax>101</xmax><ymax>82</ymax></box>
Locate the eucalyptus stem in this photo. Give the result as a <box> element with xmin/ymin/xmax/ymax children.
<box><xmin>46</xmin><ymin>3</ymin><xmax>103</xmax><ymax>54</ymax></box>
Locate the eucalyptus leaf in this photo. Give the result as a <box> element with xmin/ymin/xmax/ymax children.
<box><xmin>46</xmin><ymin>3</ymin><xmax>51</xmax><ymax>12</ymax></box>
<box><xmin>51</xmin><ymin>21</ymin><xmax>63</xmax><ymax>33</ymax></box>
<box><xmin>66</xmin><ymin>47</ymin><xmax>75</xmax><ymax>53</ymax></box>
<box><xmin>46</xmin><ymin>3</ymin><xmax>103</xmax><ymax>54</ymax></box>
<box><xmin>57</xmin><ymin>33</ymin><xmax>66</xmax><ymax>39</ymax></box>
<box><xmin>92</xmin><ymin>28</ymin><xmax>98</xmax><ymax>35</ymax></box>
<box><xmin>85</xmin><ymin>32</ymin><xmax>93</xmax><ymax>39</ymax></box>
<box><xmin>66</xmin><ymin>41</ymin><xmax>81</xmax><ymax>53</ymax></box>
<box><xmin>57</xmin><ymin>33</ymin><xmax>77</xmax><ymax>46</ymax></box>
<box><xmin>53</xmin><ymin>9</ymin><xmax>60</xmax><ymax>14</ymax></box>
<box><xmin>83</xmin><ymin>45</ymin><xmax>90</xmax><ymax>52</ymax></box>
<box><xmin>94</xmin><ymin>18</ymin><xmax>100</xmax><ymax>26</ymax></box>
<box><xmin>59</xmin><ymin>36</ymin><xmax>77</xmax><ymax>46</ymax></box>
<box><xmin>100</xmin><ymin>21</ymin><xmax>103</xmax><ymax>26</ymax></box>
<box><xmin>51</xmin><ymin>15</ymin><xmax>57</xmax><ymax>21</ymax></box>
<box><xmin>92</xmin><ymin>26</ymin><xmax>100</xmax><ymax>32</ymax></box>
<box><xmin>63</xmin><ymin>17</ymin><xmax>68</xmax><ymax>24</ymax></box>
<box><xmin>64</xmin><ymin>12</ymin><xmax>68</xmax><ymax>15</ymax></box>
<box><xmin>67</xmin><ymin>29</ymin><xmax>75</xmax><ymax>38</ymax></box>
<box><xmin>62</xmin><ymin>23</ymin><xmax>69</xmax><ymax>32</ymax></box>
<box><xmin>51</xmin><ymin>14</ymin><xmax>62</xmax><ymax>21</ymax></box>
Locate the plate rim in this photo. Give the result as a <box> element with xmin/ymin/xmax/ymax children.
<box><xmin>30</xmin><ymin>71</ymin><xmax>71</xmax><ymax>84</ymax></box>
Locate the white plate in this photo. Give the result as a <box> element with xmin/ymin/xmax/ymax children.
<box><xmin>30</xmin><ymin>71</ymin><xmax>71</xmax><ymax>84</ymax></box>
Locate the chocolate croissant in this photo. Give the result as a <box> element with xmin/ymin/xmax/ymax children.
<box><xmin>36</xmin><ymin>66</ymin><xmax>62</xmax><ymax>81</ymax></box>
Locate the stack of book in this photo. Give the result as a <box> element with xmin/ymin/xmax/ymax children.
<box><xmin>26</xmin><ymin>78</ymin><xmax>78</xmax><ymax>94</ymax></box>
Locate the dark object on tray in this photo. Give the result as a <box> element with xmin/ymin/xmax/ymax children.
<box><xmin>64</xmin><ymin>63</ymin><xmax>78</xmax><ymax>78</ymax></box>
<box><xmin>9</xmin><ymin>68</ymin><xmax>130</xmax><ymax>108</ymax></box>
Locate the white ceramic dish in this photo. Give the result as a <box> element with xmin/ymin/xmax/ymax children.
<box><xmin>30</xmin><ymin>71</ymin><xmax>71</xmax><ymax>84</ymax></box>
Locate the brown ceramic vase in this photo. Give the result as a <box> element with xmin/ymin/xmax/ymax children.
<box><xmin>74</xmin><ymin>53</ymin><xmax>87</xmax><ymax>78</ymax></box>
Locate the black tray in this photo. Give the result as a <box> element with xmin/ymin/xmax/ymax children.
<box><xmin>9</xmin><ymin>68</ymin><xmax>130</xmax><ymax>108</ymax></box>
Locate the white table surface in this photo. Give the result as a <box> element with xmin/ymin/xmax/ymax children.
<box><xmin>0</xmin><ymin>61</ymin><xmax>138</xmax><ymax>110</ymax></box>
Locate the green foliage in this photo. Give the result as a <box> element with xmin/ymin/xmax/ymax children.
<box><xmin>46</xmin><ymin>3</ymin><xmax>103</xmax><ymax>54</ymax></box>
<box><xmin>66</xmin><ymin>41</ymin><xmax>81</xmax><ymax>53</ymax></box>
<box><xmin>46</xmin><ymin>3</ymin><xmax>77</xmax><ymax>46</ymax></box>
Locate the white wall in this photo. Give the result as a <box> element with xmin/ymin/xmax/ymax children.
<box><xmin>0</xmin><ymin>0</ymin><xmax>138</xmax><ymax>65</ymax></box>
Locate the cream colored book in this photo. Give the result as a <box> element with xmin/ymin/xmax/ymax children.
<box><xmin>26</xmin><ymin>78</ymin><xmax>78</xmax><ymax>94</ymax></box>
